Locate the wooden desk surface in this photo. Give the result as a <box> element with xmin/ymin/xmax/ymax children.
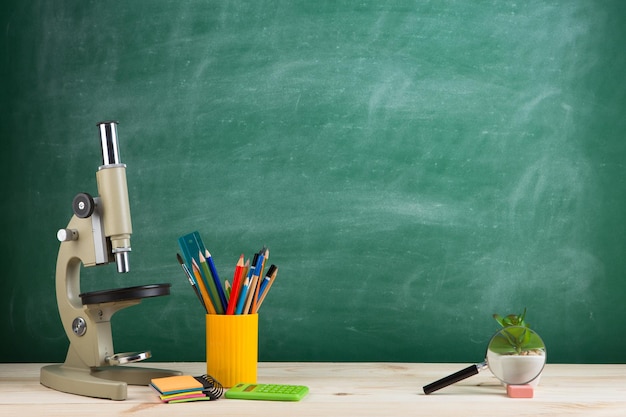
<box><xmin>1</xmin><ymin>362</ymin><xmax>624</xmax><ymax>416</ymax></box>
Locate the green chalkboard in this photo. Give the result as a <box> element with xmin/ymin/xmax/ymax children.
<box><xmin>2</xmin><ymin>1</ymin><xmax>625</xmax><ymax>365</ymax></box>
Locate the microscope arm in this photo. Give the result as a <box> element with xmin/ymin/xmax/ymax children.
<box><xmin>55</xmin><ymin>209</ymin><xmax>139</xmax><ymax>369</ymax></box>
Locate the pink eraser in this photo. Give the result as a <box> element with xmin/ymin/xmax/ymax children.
<box><xmin>507</xmin><ymin>384</ymin><xmax>534</xmax><ymax>398</ymax></box>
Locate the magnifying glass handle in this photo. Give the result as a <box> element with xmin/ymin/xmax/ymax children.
<box><xmin>423</xmin><ymin>362</ymin><xmax>485</xmax><ymax>395</ymax></box>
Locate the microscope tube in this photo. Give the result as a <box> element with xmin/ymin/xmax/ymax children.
<box><xmin>96</xmin><ymin>121</ymin><xmax>132</xmax><ymax>273</ymax></box>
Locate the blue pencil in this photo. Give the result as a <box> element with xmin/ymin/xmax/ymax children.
<box><xmin>205</xmin><ymin>249</ymin><xmax>228</xmax><ymax>312</ymax></box>
<box><xmin>235</xmin><ymin>277</ymin><xmax>251</xmax><ymax>315</ymax></box>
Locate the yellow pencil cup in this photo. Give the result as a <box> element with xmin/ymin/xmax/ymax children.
<box><xmin>206</xmin><ymin>314</ymin><xmax>258</xmax><ymax>388</ymax></box>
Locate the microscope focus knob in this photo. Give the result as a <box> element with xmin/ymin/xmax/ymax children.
<box><xmin>72</xmin><ymin>192</ymin><xmax>95</xmax><ymax>218</ymax></box>
<box><xmin>57</xmin><ymin>228</ymin><xmax>79</xmax><ymax>242</ymax></box>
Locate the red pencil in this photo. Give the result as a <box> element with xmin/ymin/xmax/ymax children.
<box><xmin>226</xmin><ymin>255</ymin><xmax>245</xmax><ymax>315</ymax></box>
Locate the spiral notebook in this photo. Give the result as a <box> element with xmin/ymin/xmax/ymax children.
<box><xmin>150</xmin><ymin>374</ymin><xmax>223</xmax><ymax>403</ymax></box>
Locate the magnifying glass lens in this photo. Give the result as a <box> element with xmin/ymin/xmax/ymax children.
<box><xmin>486</xmin><ymin>326</ymin><xmax>546</xmax><ymax>385</ymax></box>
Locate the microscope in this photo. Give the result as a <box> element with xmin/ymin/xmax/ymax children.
<box><xmin>40</xmin><ymin>122</ymin><xmax>180</xmax><ymax>400</ymax></box>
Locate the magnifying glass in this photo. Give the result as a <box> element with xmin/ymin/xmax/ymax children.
<box><xmin>423</xmin><ymin>326</ymin><xmax>546</xmax><ymax>395</ymax></box>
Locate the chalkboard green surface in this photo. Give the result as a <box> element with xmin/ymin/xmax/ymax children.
<box><xmin>1</xmin><ymin>1</ymin><xmax>625</xmax><ymax>364</ymax></box>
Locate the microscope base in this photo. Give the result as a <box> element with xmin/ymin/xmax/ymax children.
<box><xmin>40</xmin><ymin>363</ymin><xmax>182</xmax><ymax>400</ymax></box>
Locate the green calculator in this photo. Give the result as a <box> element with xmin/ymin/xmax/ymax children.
<box><xmin>225</xmin><ymin>383</ymin><xmax>309</xmax><ymax>401</ymax></box>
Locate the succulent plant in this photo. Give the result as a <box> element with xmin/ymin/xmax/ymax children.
<box><xmin>493</xmin><ymin>307</ymin><xmax>529</xmax><ymax>329</ymax></box>
<box><xmin>490</xmin><ymin>308</ymin><xmax>544</xmax><ymax>355</ymax></box>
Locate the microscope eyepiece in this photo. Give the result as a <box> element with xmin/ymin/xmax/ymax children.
<box><xmin>97</xmin><ymin>121</ymin><xmax>122</xmax><ymax>166</ymax></box>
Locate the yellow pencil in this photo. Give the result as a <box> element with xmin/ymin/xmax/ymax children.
<box><xmin>192</xmin><ymin>259</ymin><xmax>217</xmax><ymax>314</ymax></box>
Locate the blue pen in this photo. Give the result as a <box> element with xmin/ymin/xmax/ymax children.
<box><xmin>249</xmin><ymin>250</ymin><xmax>267</xmax><ymax>312</ymax></box>
<box><xmin>257</xmin><ymin>264</ymin><xmax>277</xmax><ymax>300</ymax></box>
<box><xmin>253</xmin><ymin>251</ymin><xmax>265</xmax><ymax>280</ymax></box>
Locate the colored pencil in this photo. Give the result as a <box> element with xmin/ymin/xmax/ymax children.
<box><xmin>224</xmin><ymin>280</ymin><xmax>231</xmax><ymax>299</ymax></box>
<box><xmin>176</xmin><ymin>253</ymin><xmax>207</xmax><ymax>313</ymax></box>
<box><xmin>205</xmin><ymin>250</ymin><xmax>229</xmax><ymax>312</ymax></box>
<box><xmin>237</xmin><ymin>259</ymin><xmax>250</xmax><ymax>311</ymax></box>
<box><xmin>235</xmin><ymin>277</ymin><xmax>251</xmax><ymax>315</ymax></box>
<box><xmin>243</xmin><ymin>275</ymin><xmax>258</xmax><ymax>314</ymax></box>
<box><xmin>198</xmin><ymin>251</ymin><xmax>224</xmax><ymax>314</ymax></box>
<box><xmin>191</xmin><ymin>259</ymin><xmax>217</xmax><ymax>314</ymax></box>
<box><xmin>226</xmin><ymin>255</ymin><xmax>245</xmax><ymax>315</ymax></box>
<box><xmin>255</xmin><ymin>265</ymin><xmax>278</xmax><ymax>313</ymax></box>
